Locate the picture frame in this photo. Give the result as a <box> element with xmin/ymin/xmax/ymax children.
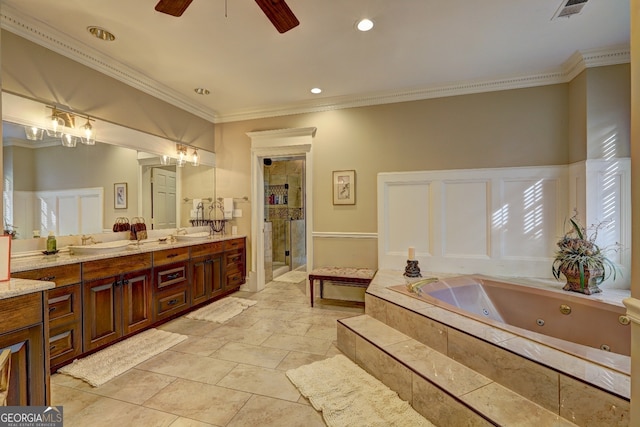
<box><xmin>333</xmin><ymin>170</ymin><xmax>356</xmax><ymax>205</ymax></box>
<box><xmin>114</xmin><ymin>182</ymin><xmax>128</xmax><ymax>209</ymax></box>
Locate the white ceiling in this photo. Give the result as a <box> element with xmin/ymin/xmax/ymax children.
<box><xmin>0</xmin><ymin>0</ymin><xmax>630</xmax><ymax>123</ymax></box>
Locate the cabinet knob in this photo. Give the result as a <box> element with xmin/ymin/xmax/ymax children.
<box><xmin>40</xmin><ymin>276</ymin><xmax>56</xmax><ymax>281</ymax></box>
<box><xmin>168</xmin><ymin>299</ymin><xmax>178</xmax><ymax>306</ymax></box>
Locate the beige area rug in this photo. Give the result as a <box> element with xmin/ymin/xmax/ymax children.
<box><xmin>58</xmin><ymin>329</ymin><xmax>187</xmax><ymax>387</ymax></box>
<box><xmin>286</xmin><ymin>355</ymin><xmax>434</xmax><ymax>427</ymax></box>
<box><xmin>274</xmin><ymin>270</ymin><xmax>308</xmax><ymax>283</ymax></box>
<box><xmin>185</xmin><ymin>296</ymin><xmax>256</xmax><ymax>323</ymax></box>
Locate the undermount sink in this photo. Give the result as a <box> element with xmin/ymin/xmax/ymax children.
<box><xmin>174</xmin><ymin>232</ymin><xmax>211</xmax><ymax>241</ymax></box>
<box><xmin>68</xmin><ymin>240</ymin><xmax>132</xmax><ymax>255</ymax></box>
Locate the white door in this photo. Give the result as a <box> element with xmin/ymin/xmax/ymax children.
<box><xmin>152</xmin><ymin>168</ymin><xmax>177</xmax><ymax>229</ymax></box>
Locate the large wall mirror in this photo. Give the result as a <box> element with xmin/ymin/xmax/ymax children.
<box><xmin>2</xmin><ymin>92</ymin><xmax>216</xmax><ymax>240</ymax></box>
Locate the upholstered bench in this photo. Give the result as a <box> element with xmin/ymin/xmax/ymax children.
<box><xmin>308</xmin><ymin>267</ymin><xmax>376</xmax><ymax>307</ymax></box>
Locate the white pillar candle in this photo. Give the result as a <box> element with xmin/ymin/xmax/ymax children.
<box><xmin>408</xmin><ymin>247</ymin><xmax>415</xmax><ymax>260</ymax></box>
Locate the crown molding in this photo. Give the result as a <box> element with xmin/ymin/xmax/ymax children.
<box><xmin>0</xmin><ymin>5</ymin><xmax>218</xmax><ymax>123</ymax></box>
<box><xmin>1</xmin><ymin>5</ymin><xmax>629</xmax><ymax>124</ymax></box>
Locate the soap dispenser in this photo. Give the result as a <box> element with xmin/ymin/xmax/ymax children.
<box><xmin>47</xmin><ymin>231</ymin><xmax>57</xmax><ymax>253</ymax></box>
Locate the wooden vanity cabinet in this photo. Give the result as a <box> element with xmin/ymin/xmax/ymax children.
<box><xmin>224</xmin><ymin>237</ymin><xmax>246</xmax><ymax>290</ymax></box>
<box><xmin>190</xmin><ymin>242</ymin><xmax>224</xmax><ymax>305</ymax></box>
<box><xmin>82</xmin><ymin>253</ymin><xmax>153</xmax><ymax>352</ymax></box>
<box><xmin>13</xmin><ymin>264</ymin><xmax>82</xmax><ymax>370</ymax></box>
<box><xmin>0</xmin><ymin>293</ymin><xmax>49</xmax><ymax>405</ymax></box>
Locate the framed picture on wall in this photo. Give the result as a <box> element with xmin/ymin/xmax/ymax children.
<box><xmin>333</xmin><ymin>170</ymin><xmax>356</xmax><ymax>205</ymax></box>
<box><xmin>114</xmin><ymin>183</ymin><xmax>128</xmax><ymax>209</ymax></box>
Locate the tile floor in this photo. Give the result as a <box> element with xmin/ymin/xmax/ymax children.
<box><xmin>51</xmin><ymin>278</ymin><xmax>363</xmax><ymax>427</ymax></box>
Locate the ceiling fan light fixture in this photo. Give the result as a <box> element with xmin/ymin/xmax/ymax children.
<box><xmin>194</xmin><ymin>88</ymin><xmax>210</xmax><ymax>95</ymax></box>
<box><xmin>356</xmin><ymin>18</ymin><xmax>374</xmax><ymax>32</ymax></box>
<box><xmin>87</xmin><ymin>26</ymin><xmax>116</xmax><ymax>41</ymax></box>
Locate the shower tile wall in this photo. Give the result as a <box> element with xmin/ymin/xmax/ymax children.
<box><xmin>264</xmin><ymin>159</ymin><xmax>305</xmax><ymax>271</ymax></box>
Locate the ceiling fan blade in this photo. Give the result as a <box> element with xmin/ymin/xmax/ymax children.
<box><xmin>255</xmin><ymin>0</ymin><xmax>300</xmax><ymax>33</ymax></box>
<box><xmin>155</xmin><ymin>0</ymin><xmax>193</xmax><ymax>17</ymax></box>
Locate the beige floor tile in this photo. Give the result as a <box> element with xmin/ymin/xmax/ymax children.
<box><xmin>144</xmin><ymin>378</ymin><xmax>251</xmax><ymax>426</ymax></box>
<box><xmin>169</xmin><ymin>335</ymin><xmax>226</xmax><ymax>356</ymax></box>
<box><xmin>169</xmin><ymin>417</ymin><xmax>215</xmax><ymax>426</ymax></box>
<box><xmin>261</xmin><ymin>332</ymin><xmax>334</xmax><ymax>355</ymax></box>
<box><xmin>227</xmin><ymin>395</ymin><xmax>325</xmax><ymax>427</ymax></box>
<box><xmin>158</xmin><ymin>317</ymin><xmax>221</xmax><ymax>336</ymax></box>
<box><xmin>276</xmin><ymin>351</ymin><xmax>328</xmax><ymax>371</ymax></box>
<box><xmin>211</xmin><ymin>341</ymin><xmax>289</xmax><ymax>368</ymax></box>
<box><xmin>251</xmin><ymin>318</ymin><xmax>313</xmax><ymax>336</ymax></box>
<box><xmin>65</xmin><ymin>395</ymin><xmax>178</xmax><ymax>427</ymax></box>
<box><xmin>217</xmin><ymin>364</ymin><xmax>302</xmax><ymax>401</ymax></box>
<box><xmin>136</xmin><ymin>350</ymin><xmax>236</xmax><ymax>384</ymax></box>
<box><xmin>305</xmin><ymin>324</ymin><xmax>337</xmax><ymax>341</ymax></box>
<box><xmin>50</xmin><ymin>383</ymin><xmax>102</xmax><ymax>416</ymax></box>
<box><xmin>204</xmin><ymin>324</ymin><xmax>274</xmax><ymax>344</ymax></box>
<box><xmin>82</xmin><ymin>368</ymin><xmax>177</xmax><ymax>405</ymax></box>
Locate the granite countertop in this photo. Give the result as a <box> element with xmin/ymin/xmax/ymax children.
<box><xmin>11</xmin><ymin>234</ymin><xmax>247</xmax><ymax>273</ymax></box>
<box><xmin>0</xmin><ymin>277</ymin><xmax>55</xmax><ymax>300</ymax></box>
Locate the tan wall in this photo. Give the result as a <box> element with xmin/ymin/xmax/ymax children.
<box><xmin>1</xmin><ymin>30</ymin><xmax>215</xmax><ymax>150</ymax></box>
<box><xmin>216</xmin><ymin>84</ymin><xmax>571</xmax><ymax>269</ymax></box>
<box><xmin>587</xmin><ymin>64</ymin><xmax>631</xmax><ymax>159</ymax></box>
<box><xmin>569</xmin><ymin>71</ymin><xmax>587</xmax><ymax>163</ymax></box>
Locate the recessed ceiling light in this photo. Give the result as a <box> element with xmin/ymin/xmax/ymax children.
<box><xmin>194</xmin><ymin>88</ymin><xmax>210</xmax><ymax>95</ymax></box>
<box><xmin>310</xmin><ymin>88</ymin><xmax>322</xmax><ymax>94</ymax></box>
<box><xmin>87</xmin><ymin>26</ymin><xmax>116</xmax><ymax>41</ymax></box>
<box><xmin>356</xmin><ymin>18</ymin><xmax>374</xmax><ymax>32</ymax></box>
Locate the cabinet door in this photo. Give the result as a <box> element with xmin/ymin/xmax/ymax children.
<box><xmin>122</xmin><ymin>270</ymin><xmax>153</xmax><ymax>335</ymax></box>
<box><xmin>190</xmin><ymin>256</ymin><xmax>211</xmax><ymax>306</ymax></box>
<box><xmin>0</xmin><ymin>326</ymin><xmax>46</xmax><ymax>406</ymax></box>
<box><xmin>83</xmin><ymin>276</ymin><xmax>122</xmax><ymax>351</ymax></box>
<box><xmin>210</xmin><ymin>256</ymin><xmax>223</xmax><ymax>296</ymax></box>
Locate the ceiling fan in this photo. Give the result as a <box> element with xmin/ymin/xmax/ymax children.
<box><xmin>154</xmin><ymin>0</ymin><xmax>300</xmax><ymax>33</ymax></box>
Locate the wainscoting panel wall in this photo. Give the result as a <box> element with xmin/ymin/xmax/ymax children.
<box><xmin>378</xmin><ymin>166</ymin><xmax>569</xmax><ymax>278</ymax></box>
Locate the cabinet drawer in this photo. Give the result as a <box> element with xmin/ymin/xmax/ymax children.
<box><xmin>49</xmin><ymin>321</ymin><xmax>82</xmax><ymax>368</ymax></box>
<box><xmin>47</xmin><ymin>284</ymin><xmax>82</xmax><ymax>328</ymax></box>
<box><xmin>226</xmin><ymin>271</ymin><xmax>245</xmax><ymax>288</ymax></box>
<box><xmin>155</xmin><ymin>288</ymin><xmax>189</xmax><ymax>320</ymax></box>
<box><xmin>13</xmin><ymin>263</ymin><xmax>81</xmax><ymax>287</ymax></box>
<box><xmin>0</xmin><ymin>293</ymin><xmax>42</xmax><ymax>329</ymax></box>
<box><xmin>225</xmin><ymin>251</ymin><xmax>244</xmax><ymax>268</ymax></box>
<box><xmin>153</xmin><ymin>247</ymin><xmax>189</xmax><ymax>266</ymax></box>
<box><xmin>224</xmin><ymin>238</ymin><xmax>245</xmax><ymax>251</ymax></box>
<box><xmin>190</xmin><ymin>242</ymin><xmax>224</xmax><ymax>258</ymax></box>
<box><xmin>83</xmin><ymin>253</ymin><xmax>152</xmax><ymax>280</ymax></box>
<box><xmin>156</xmin><ymin>263</ymin><xmax>187</xmax><ymax>290</ymax></box>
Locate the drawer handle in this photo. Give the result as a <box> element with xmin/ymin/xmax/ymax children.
<box><xmin>122</xmin><ymin>279</ymin><xmax>129</xmax><ymax>285</ymax></box>
<box><xmin>166</xmin><ymin>273</ymin><xmax>181</xmax><ymax>281</ymax></box>
<box><xmin>167</xmin><ymin>253</ymin><xmax>179</xmax><ymax>258</ymax></box>
<box><xmin>40</xmin><ymin>275</ymin><xmax>56</xmax><ymax>281</ymax></box>
<box><xmin>50</xmin><ymin>345</ymin><xmax>56</xmax><ymax>351</ymax></box>
<box><xmin>113</xmin><ymin>280</ymin><xmax>121</xmax><ymax>287</ymax></box>
<box><xmin>167</xmin><ymin>299</ymin><xmax>179</xmax><ymax>306</ymax></box>
<box><xmin>49</xmin><ymin>306</ymin><xmax>57</xmax><ymax>313</ymax></box>
<box><xmin>230</xmin><ymin>256</ymin><xmax>241</xmax><ymax>262</ymax></box>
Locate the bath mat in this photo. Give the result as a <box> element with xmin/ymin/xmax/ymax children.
<box><xmin>185</xmin><ymin>296</ymin><xmax>256</xmax><ymax>323</ymax></box>
<box><xmin>274</xmin><ymin>270</ymin><xmax>307</xmax><ymax>283</ymax></box>
<box><xmin>58</xmin><ymin>328</ymin><xmax>187</xmax><ymax>387</ymax></box>
<box><xmin>286</xmin><ymin>354</ymin><xmax>434</xmax><ymax>427</ymax></box>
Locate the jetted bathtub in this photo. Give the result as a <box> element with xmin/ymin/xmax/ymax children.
<box><xmin>393</xmin><ymin>275</ymin><xmax>630</xmax><ymax>358</ymax></box>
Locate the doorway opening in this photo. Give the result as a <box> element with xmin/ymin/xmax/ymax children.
<box><xmin>263</xmin><ymin>157</ymin><xmax>306</xmax><ymax>281</ymax></box>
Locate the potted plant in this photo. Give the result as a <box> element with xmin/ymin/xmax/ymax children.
<box><xmin>552</xmin><ymin>216</ymin><xmax>619</xmax><ymax>295</ymax></box>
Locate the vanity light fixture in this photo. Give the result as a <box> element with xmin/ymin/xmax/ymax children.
<box><xmin>191</xmin><ymin>148</ymin><xmax>200</xmax><ymax>166</ymax></box>
<box><xmin>46</xmin><ymin>108</ymin><xmax>72</xmax><ymax>138</ymax></box>
<box><xmin>61</xmin><ymin>133</ymin><xmax>78</xmax><ymax>148</ymax></box>
<box><xmin>81</xmin><ymin>117</ymin><xmax>96</xmax><ymax>145</ymax></box>
<box><xmin>160</xmin><ymin>155</ymin><xmax>171</xmax><ymax>166</ymax></box>
<box><xmin>24</xmin><ymin>126</ymin><xmax>45</xmax><ymax>141</ymax></box>
<box><xmin>176</xmin><ymin>144</ymin><xmax>188</xmax><ymax>167</ymax></box>
<box><xmin>356</xmin><ymin>18</ymin><xmax>374</xmax><ymax>32</ymax></box>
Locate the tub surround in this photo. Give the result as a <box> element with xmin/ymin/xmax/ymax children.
<box><xmin>338</xmin><ymin>269</ymin><xmax>630</xmax><ymax>426</ymax></box>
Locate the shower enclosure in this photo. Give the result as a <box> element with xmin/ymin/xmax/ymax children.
<box><xmin>264</xmin><ymin>158</ymin><xmax>306</xmax><ymax>281</ymax></box>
